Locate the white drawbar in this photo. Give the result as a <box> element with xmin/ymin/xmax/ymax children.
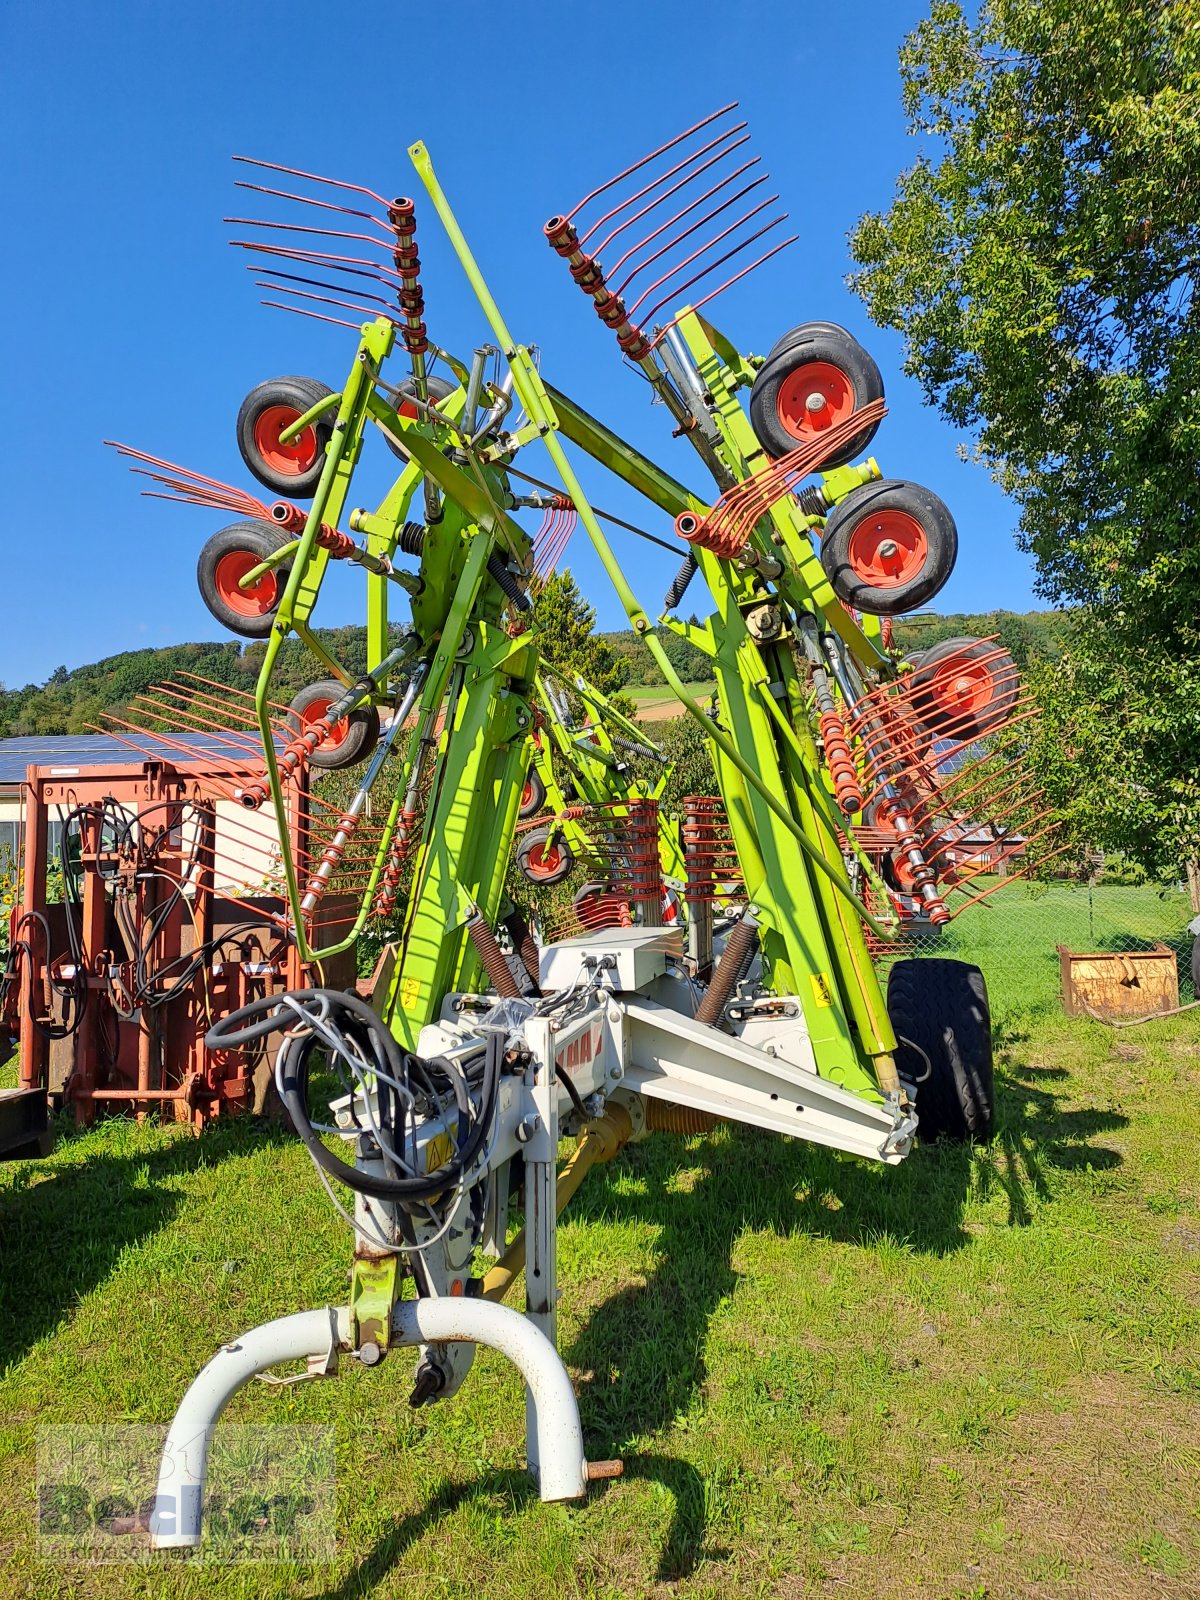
<box><xmin>150</xmin><ymin>1297</ymin><xmax>586</xmax><ymax>1550</ymax></box>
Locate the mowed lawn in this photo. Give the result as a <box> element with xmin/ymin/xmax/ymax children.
<box><xmin>624</xmin><ymin>684</ymin><xmax>718</xmax><ymax>722</ymax></box>
<box><xmin>1</xmin><ymin>890</ymin><xmax>1199</xmax><ymax>1598</ymax></box>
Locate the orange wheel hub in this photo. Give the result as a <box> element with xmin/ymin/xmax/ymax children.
<box><xmin>252</xmin><ymin>405</ymin><xmax>319</xmax><ymax>475</ymax></box>
<box><xmin>776</xmin><ymin>359</ymin><xmax>856</xmax><ymax>443</ymax></box>
<box><xmin>214</xmin><ymin>550</ymin><xmax>280</xmax><ymax>618</ymax></box>
<box><xmin>298</xmin><ymin>696</ymin><xmax>349</xmax><ymax>747</ymax></box>
<box><xmin>845</xmin><ymin>508</ymin><xmax>928</xmax><ymax>588</ymax></box>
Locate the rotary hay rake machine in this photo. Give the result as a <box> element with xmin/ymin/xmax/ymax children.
<box><xmin>102</xmin><ymin>107</ymin><xmax>1063</xmax><ymax>1547</ymax></box>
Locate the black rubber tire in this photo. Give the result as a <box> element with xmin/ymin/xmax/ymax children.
<box><xmin>287</xmin><ymin>680</ymin><xmax>380</xmax><ymax>771</ymax></box>
<box><xmin>909</xmin><ymin>636</ymin><xmax>1019</xmax><ymax>740</ymax></box>
<box><xmin>749</xmin><ymin>323</ymin><xmax>883</xmax><ymax>465</ymax></box>
<box><xmin>516</xmin><ymin>826</ymin><xmax>575</xmax><ymax>886</ymax></box>
<box><xmin>764</xmin><ymin>320</ymin><xmax>847</xmax><ymax>362</ymax></box>
<box><xmin>820</xmin><ymin>479</ymin><xmax>958</xmax><ymax>616</ymax></box>
<box><xmin>1190</xmin><ymin>932</ymin><xmax>1199</xmax><ymax>1000</ymax></box>
<box><xmin>519</xmin><ymin>766</ymin><xmax>547</xmax><ymax>820</ymax></box>
<box><xmin>197</xmin><ymin>520</ymin><xmax>293</xmax><ymax>639</ymax></box>
<box><xmin>236</xmin><ymin>376</ymin><xmax>336</xmax><ymax>498</ymax></box>
<box><xmin>382</xmin><ymin>374</ymin><xmax>458</xmax><ymax>460</ymax></box>
<box><xmin>888</xmin><ymin>958</ymin><xmax>994</xmax><ymax>1142</ymax></box>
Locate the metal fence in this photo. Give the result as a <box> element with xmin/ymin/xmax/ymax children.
<box><xmin>869</xmin><ymin>878</ymin><xmax>1197</xmax><ymax>1020</ymax></box>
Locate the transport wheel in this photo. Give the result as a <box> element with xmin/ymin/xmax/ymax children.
<box><xmin>887</xmin><ymin>957</ymin><xmax>994</xmax><ymax>1142</ymax></box>
<box><xmin>197</xmin><ymin>520</ymin><xmax>293</xmax><ymax>639</ymax></box>
<box><xmin>1192</xmin><ymin>932</ymin><xmax>1200</xmax><ymax>1000</ymax></box>
<box><xmin>519</xmin><ymin>766</ymin><xmax>547</xmax><ymax>820</ymax></box>
<box><xmin>236</xmin><ymin>376</ymin><xmax>336</xmax><ymax>497</ymax></box>
<box><xmin>381</xmin><ymin>374</ymin><xmax>458</xmax><ymax>459</ymax></box>
<box><xmin>819</xmin><ymin>480</ymin><xmax>957</xmax><ymax>615</ymax></box>
<box><xmin>764</xmin><ymin>319</ymin><xmax>845</xmax><ymax>361</ymax></box>
<box><xmin>287</xmin><ymin>680</ymin><xmax>380</xmax><ymax>770</ymax></box>
<box><xmin>749</xmin><ymin>322</ymin><xmax>883</xmax><ymax>465</ymax></box>
<box><xmin>909</xmin><ymin>636</ymin><xmax>1019</xmax><ymax>741</ymax></box>
<box><xmin>516</xmin><ymin>827</ymin><xmax>574</xmax><ymax>886</ymax></box>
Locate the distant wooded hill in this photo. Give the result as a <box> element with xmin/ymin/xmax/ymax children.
<box><xmin>0</xmin><ymin>610</ymin><xmax>1065</xmax><ymax>737</ymax></box>
<box><xmin>600</xmin><ymin>608</ymin><xmax>1067</xmax><ymax>687</ymax></box>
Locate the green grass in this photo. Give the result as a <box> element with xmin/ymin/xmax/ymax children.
<box><xmin>624</xmin><ymin>682</ymin><xmax>716</xmax><ymax>707</ymax></box>
<box><xmin>885</xmin><ymin>879</ymin><xmax>1196</xmax><ymax>1017</ymax></box>
<box><xmin>2</xmin><ymin>890</ymin><xmax>1199</xmax><ymax>1597</ymax></box>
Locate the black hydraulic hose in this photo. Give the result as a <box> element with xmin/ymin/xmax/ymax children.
<box><xmin>207</xmin><ymin>990</ymin><xmax>502</xmax><ymax>1201</ymax></box>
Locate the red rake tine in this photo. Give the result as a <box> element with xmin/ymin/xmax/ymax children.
<box><xmin>177</xmin><ymin>672</ymin><xmax>298</xmax><ymax>721</ymax></box>
<box><xmin>632</xmin><ymin>216</ymin><xmax>792</xmax><ymax>333</ymax></box>
<box><xmin>232</xmin><ymin>155</ymin><xmax>391</xmax><ymax>209</ymax></box>
<box><xmin>650</xmin><ymin>235</ymin><xmax>799</xmax><ymax>346</ymax></box>
<box><xmin>602</xmin><ymin>147</ymin><xmax>759</xmax><ymax>273</ymax></box>
<box><xmin>233</xmin><ymin>179</ymin><xmax>393</xmax><ymax>232</ymax></box>
<box><xmin>261</xmin><ymin>301</ymin><xmax>363</xmax><ymax>331</ymax></box>
<box><xmin>128</xmin><ymin>697</ymin><xmax>268</xmax><ymax>757</ymax></box>
<box><xmin>624</xmin><ymin>202</ymin><xmax>785</xmax><ymax>321</ymax></box>
<box><xmin>582</xmin><ymin>123</ymin><xmax>752</xmax><ymax>254</ymax></box>
<box><xmin>256</xmin><ymin>280</ymin><xmax>401</xmax><ymax>326</ymax></box>
<box><xmin>612</xmin><ymin>177</ymin><xmax>774</xmax><ymax>299</ymax></box>
<box><xmin>226</xmin><ymin>215</ymin><xmax>402</xmax><ymax>258</ymax></box>
<box><xmin>563</xmin><ymin>102</ymin><xmax>740</xmax><ymax>228</ymax></box>
<box><xmin>229</xmin><ymin>238</ymin><xmax>405</xmax><ymax>289</ymax></box>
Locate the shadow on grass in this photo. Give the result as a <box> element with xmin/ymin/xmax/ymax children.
<box><xmin>0</xmin><ymin>1112</ymin><xmax>291</xmax><ymax>1374</ymax></box>
<box><xmin>557</xmin><ymin>1043</ymin><xmax>1127</xmax><ymax>1512</ymax></box>
<box><xmin>308</xmin><ymin>1455</ymin><xmax>711</xmax><ymax>1598</ymax></box>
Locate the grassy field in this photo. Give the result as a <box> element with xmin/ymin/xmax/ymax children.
<box><xmin>624</xmin><ymin>684</ymin><xmax>717</xmax><ymax>721</ymax></box>
<box><xmin>1</xmin><ymin>892</ymin><xmax>1198</xmax><ymax>1597</ymax></box>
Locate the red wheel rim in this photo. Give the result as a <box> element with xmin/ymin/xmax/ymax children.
<box><xmin>213</xmin><ymin>550</ymin><xmax>280</xmax><ymax>618</ymax></box>
<box><xmin>521</xmin><ymin>778</ymin><xmax>535</xmax><ymax>811</ymax></box>
<box><xmin>298</xmin><ymin>696</ymin><xmax>350</xmax><ymax>747</ymax></box>
<box><xmin>923</xmin><ymin>656</ymin><xmax>999</xmax><ymax>719</ymax></box>
<box><xmin>525</xmin><ymin>840</ymin><xmax>563</xmax><ymax>880</ymax></box>
<box><xmin>845</xmin><ymin>508</ymin><xmax>928</xmax><ymax>588</ymax></box>
<box><xmin>252</xmin><ymin>404</ymin><xmax>319</xmax><ymax>475</ymax></box>
<box><xmin>776</xmin><ymin>359</ymin><xmax>856</xmax><ymax>442</ymax></box>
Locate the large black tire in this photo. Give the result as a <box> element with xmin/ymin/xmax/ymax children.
<box><xmin>764</xmin><ymin>320</ymin><xmax>847</xmax><ymax>362</ymax></box>
<box><xmin>888</xmin><ymin>958</ymin><xmax>994</xmax><ymax>1142</ymax></box>
<box><xmin>197</xmin><ymin>520</ymin><xmax>293</xmax><ymax>639</ymax></box>
<box><xmin>1191</xmin><ymin>931</ymin><xmax>1200</xmax><ymax>1000</ymax></box>
<box><xmin>516</xmin><ymin>826</ymin><xmax>574</xmax><ymax>886</ymax></box>
<box><xmin>382</xmin><ymin>374</ymin><xmax>458</xmax><ymax>460</ymax></box>
<box><xmin>820</xmin><ymin>479</ymin><xmax>958</xmax><ymax>616</ymax></box>
<box><xmin>287</xmin><ymin>680</ymin><xmax>380</xmax><ymax>771</ymax></box>
<box><xmin>236</xmin><ymin>376</ymin><xmax>336</xmax><ymax>498</ymax></box>
<box><xmin>749</xmin><ymin>322</ymin><xmax>883</xmax><ymax>465</ymax></box>
<box><xmin>908</xmin><ymin>636</ymin><xmax>1019</xmax><ymax>741</ymax></box>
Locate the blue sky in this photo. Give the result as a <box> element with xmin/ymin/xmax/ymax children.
<box><xmin>0</xmin><ymin>0</ymin><xmax>1038</xmax><ymax>689</ymax></box>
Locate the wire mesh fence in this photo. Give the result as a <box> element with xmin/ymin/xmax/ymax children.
<box><xmin>869</xmin><ymin>877</ymin><xmax>1197</xmax><ymax>1021</ymax></box>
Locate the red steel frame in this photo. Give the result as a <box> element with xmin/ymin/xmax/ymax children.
<box><xmin>14</xmin><ymin>756</ymin><xmax>324</xmax><ymax>1128</ymax></box>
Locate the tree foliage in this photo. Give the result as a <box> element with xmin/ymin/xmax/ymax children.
<box><xmin>850</xmin><ymin>0</ymin><xmax>1200</xmax><ymax>875</ymax></box>
<box><xmin>530</xmin><ymin>570</ymin><xmax>632</xmax><ymax>702</ymax></box>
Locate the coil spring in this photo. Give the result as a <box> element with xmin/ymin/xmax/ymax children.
<box><xmin>487</xmin><ymin>552</ymin><xmax>531</xmax><ymax>612</ymax></box>
<box><xmin>793</xmin><ymin>485</ymin><xmax>828</xmax><ymax>521</ymax></box>
<box><xmin>663</xmin><ymin>550</ymin><xmax>698</xmax><ymax>611</ymax></box>
<box><xmin>466</xmin><ymin>911</ymin><xmax>521</xmax><ymax>1000</ymax></box>
<box><xmin>694</xmin><ymin>914</ymin><xmax>758</xmax><ymax>1028</ymax></box>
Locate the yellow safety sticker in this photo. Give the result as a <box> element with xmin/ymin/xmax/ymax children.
<box><xmin>399</xmin><ymin>975</ymin><xmax>421</xmax><ymax>1012</ymax></box>
<box><xmin>425</xmin><ymin>1130</ymin><xmax>454</xmax><ymax>1175</ymax></box>
<box><xmin>809</xmin><ymin>972</ymin><xmax>833</xmax><ymax>1008</ymax></box>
